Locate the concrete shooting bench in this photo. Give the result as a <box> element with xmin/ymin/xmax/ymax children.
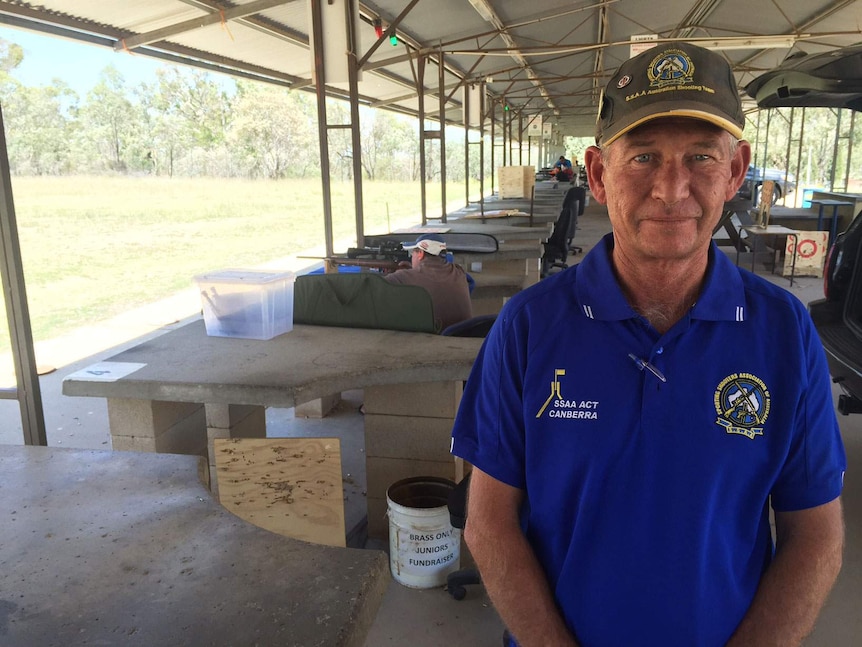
<box><xmin>364</xmin><ymin>228</ymin><xmax>544</xmax><ymax>314</ymax></box>
<box><xmin>453</xmin><ymin>241</ymin><xmax>544</xmax><ymax>313</ymax></box>
<box><xmin>408</xmin><ymin>221</ymin><xmax>551</xmax><ymax>242</ymax></box>
<box><xmin>62</xmin><ymin>320</ymin><xmax>483</xmax><ymax>541</ymax></box>
<box><xmin>0</xmin><ymin>444</ymin><xmax>388</xmax><ymax>647</ymax></box>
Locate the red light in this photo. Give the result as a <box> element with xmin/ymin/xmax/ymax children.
<box><xmin>373</xmin><ymin>19</ymin><xmax>384</xmax><ymax>39</ymax></box>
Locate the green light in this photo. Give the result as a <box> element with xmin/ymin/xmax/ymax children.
<box><xmin>504</xmin><ymin>103</ymin><xmax>509</xmax><ymax>111</ymax></box>
<box><xmin>389</xmin><ymin>34</ymin><xmax>398</xmax><ymax>46</ymax></box>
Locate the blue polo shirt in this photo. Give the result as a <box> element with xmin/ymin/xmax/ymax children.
<box><xmin>451</xmin><ymin>234</ymin><xmax>846</xmax><ymax>646</ymax></box>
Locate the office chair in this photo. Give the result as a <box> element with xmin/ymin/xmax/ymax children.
<box><xmin>564</xmin><ymin>186</ymin><xmax>586</xmax><ymax>256</ymax></box>
<box><xmin>440</xmin><ymin>315</ymin><xmax>496</xmax><ymax>600</ymax></box>
<box><xmin>445</xmin><ymin>472</ymin><xmax>478</xmax><ymax>600</ymax></box>
<box><xmin>446</xmin><ymin>473</ymin><xmax>514</xmax><ymax>646</ymax></box>
<box><xmin>541</xmin><ymin>195</ymin><xmax>575</xmax><ymax>278</ymax></box>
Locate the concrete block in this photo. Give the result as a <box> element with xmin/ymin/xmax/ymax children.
<box><xmin>295</xmin><ymin>394</ymin><xmax>341</xmax><ymax>418</ymax></box>
<box><xmin>480</xmin><ymin>258</ymin><xmax>528</xmax><ymax>276</ymax></box>
<box><xmin>364</xmin><ymin>381</ymin><xmax>462</xmax><ymax>417</ymax></box>
<box><xmin>364</xmin><ymin>414</ymin><xmax>454</xmax><ymax>462</ymax></box>
<box><xmin>524</xmin><ymin>258</ymin><xmax>540</xmax><ymax>287</ymax></box>
<box><xmin>205</xmin><ymin>403</ymin><xmax>266</xmax><ymax>432</ymax></box>
<box><xmin>366</xmin><ymin>497</ymin><xmax>390</xmax><ymax>539</ymax></box>
<box><xmin>108</xmin><ymin>400</ymin><xmax>206</xmax><ymax>456</ymax></box>
<box><xmin>365</xmin><ymin>456</ymin><xmax>457</xmax><ymax>503</ymax></box>
<box><xmin>154</xmin><ymin>410</ymin><xmax>208</xmax><ymax>455</ymax></box>
<box><xmin>107</xmin><ymin>398</ymin><xmax>204</xmax><ymax>437</ymax></box>
<box><xmin>206</xmin><ymin>404</ymin><xmax>266</xmax><ymax>429</ymax></box>
<box><xmin>111</xmin><ymin>435</ymin><xmax>157</xmax><ymax>453</ymax></box>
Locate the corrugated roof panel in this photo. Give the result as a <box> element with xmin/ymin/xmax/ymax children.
<box><xmin>1</xmin><ymin>0</ymin><xmax>862</xmax><ymax>135</ymax></box>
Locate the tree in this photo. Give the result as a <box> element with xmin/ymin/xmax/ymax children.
<box><xmin>360</xmin><ymin>110</ymin><xmax>417</xmax><ymax>181</ymax></box>
<box><xmin>76</xmin><ymin>66</ymin><xmax>137</xmax><ymax>172</ymax></box>
<box><xmin>132</xmin><ymin>67</ymin><xmax>236</xmax><ymax>176</ymax></box>
<box><xmin>2</xmin><ymin>80</ymin><xmax>77</xmax><ymax>175</ymax></box>
<box><xmin>152</xmin><ymin>67</ymin><xmax>232</xmax><ymax>148</ymax></box>
<box><xmin>230</xmin><ymin>82</ymin><xmax>317</xmax><ymax>179</ymax></box>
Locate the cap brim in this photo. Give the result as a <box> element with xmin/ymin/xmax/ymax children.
<box><xmin>600</xmin><ymin>104</ymin><xmax>744</xmax><ymax>146</ymax></box>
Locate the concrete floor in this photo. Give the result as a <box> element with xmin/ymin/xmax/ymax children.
<box><xmin>2</xmin><ymin>196</ymin><xmax>860</xmax><ymax>645</ymax></box>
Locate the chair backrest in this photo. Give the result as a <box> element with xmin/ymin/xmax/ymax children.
<box><xmin>562</xmin><ymin>187</ymin><xmax>586</xmax><ymax>243</ymax></box>
<box><xmin>440</xmin><ymin>314</ymin><xmax>497</xmax><ymax>337</ymax></box>
<box><xmin>545</xmin><ymin>200</ymin><xmax>575</xmax><ymax>263</ymax></box>
<box><xmin>294</xmin><ymin>273</ymin><xmax>439</xmax><ymax>333</ymax></box>
<box><xmin>447</xmin><ymin>471</ymin><xmax>471</xmax><ymax>529</ymax></box>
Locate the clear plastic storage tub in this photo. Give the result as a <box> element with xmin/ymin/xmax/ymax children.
<box><xmin>195</xmin><ymin>269</ymin><xmax>296</xmax><ymax>340</ymax></box>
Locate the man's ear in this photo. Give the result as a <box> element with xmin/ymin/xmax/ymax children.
<box><xmin>584</xmin><ymin>146</ymin><xmax>607</xmax><ymax>205</ymax></box>
<box><xmin>727</xmin><ymin>140</ymin><xmax>752</xmax><ymax>201</ymax></box>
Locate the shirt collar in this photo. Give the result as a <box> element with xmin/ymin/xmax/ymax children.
<box><xmin>575</xmin><ymin>233</ymin><xmax>746</xmax><ymax>322</ymax></box>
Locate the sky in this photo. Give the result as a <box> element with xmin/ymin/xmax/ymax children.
<box><xmin>0</xmin><ymin>25</ymin><xmax>232</xmax><ymax>95</ymax></box>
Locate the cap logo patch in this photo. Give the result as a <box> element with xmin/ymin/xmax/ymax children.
<box><xmin>616</xmin><ymin>74</ymin><xmax>632</xmax><ymax>89</ymax></box>
<box><xmin>648</xmin><ymin>48</ymin><xmax>695</xmax><ymax>88</ymax></box>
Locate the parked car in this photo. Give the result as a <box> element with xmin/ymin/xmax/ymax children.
<box><xmin>746</xmin><ymin>43</ymin><xmax>862</xmax><ymax>413</ymax></box>
<box><xmin>736</xmin><ymin>165</ymin><xmax>796</xmax><ymax>205</ymax></box>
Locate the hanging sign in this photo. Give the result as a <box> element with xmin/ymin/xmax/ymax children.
<box><xmin>527</xmin><ymin>115</ymin><xmax>543</xmax><ymax>136</ymax></box>
<box><xmin>630</xmin><ymin>34</ymin><xmax>659</xmax><ymax>58</ymax></box>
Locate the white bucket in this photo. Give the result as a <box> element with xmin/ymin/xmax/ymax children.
<box><xmin>386</xmin><ymin>476</ymin><xmax>461</xmax><ymax>589</ymax></box>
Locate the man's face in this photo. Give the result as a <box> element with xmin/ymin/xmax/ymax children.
<box><xmin>586</xmin><ymin>119</ymin><xmax>750</xmax><ymax>264</ymax></box>
<box><xmin>411</xmin><ymin>248</ymin><xmax>423</xmax><ymax>268</ymax></box>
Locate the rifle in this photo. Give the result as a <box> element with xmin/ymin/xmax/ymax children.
<box><xmin>346</xmin><ymin>240</ymin><xmax>410</xmax><ymax>262</ymax></box>
<box><xmin>325</xmin><ymin>256</ymin><xmax>411</xmax><ymax>273</ymax></box>
<box><xmin>300</xmin><ymin>241</ymin><xmax>411</xmax><ymax>273</ymax></box>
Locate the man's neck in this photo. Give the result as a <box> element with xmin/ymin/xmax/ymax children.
<box><xmin>613</xmin><ymin>253</ymin><xmax>708</xmax><ymax>334</ymax></box>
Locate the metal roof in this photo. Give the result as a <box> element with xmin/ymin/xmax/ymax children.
<box><xmin>1</xmin><ymin>0</ymin><xmax>861</xmax><ymax>137</ymax></box>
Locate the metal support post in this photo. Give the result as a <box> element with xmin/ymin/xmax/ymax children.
<box><xmin>309</xmin><ymin>0</ymin><xmax>335</xmax><ymax>257</ymax></box>
<box><xmin>345</xmin><ymin>0</ymin><xmax>365</xmax><ymax>246</ymax></box>
<box><xmin>490</xmin><ymin>102</ymin><xmax>496</xmax><ymax>195</ymax></box>
<box><xmin>518</xmin><ymin>113</ymin><xmax>523</xmax><ymax>165</ymax></box>
<box><xmin>438</xmin><ymin>48</ymin><xmax>447</xmax><ymax>222</ymax></box>
<box><xmin>418</xmin><ymin>55</ymin><xmax>427</xmax><ymax>223</ymax></box>
<box><xmin>0</xmin><ymin>104</ymin><xmax>46</xmax><ymax>445</ymax></box>
<box><xmin>464</xmin><ymin>86</ymin><xmax>470</xmax><ymax>207</ymax></box>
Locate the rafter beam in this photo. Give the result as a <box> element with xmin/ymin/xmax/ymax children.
<box><xmin>114</xmin><ymin>0</ymin><xmax>294</xmax><ymax>51</ymax></box>
<box><xmin>466</xmin><ymin>0</ymin><xmax>557</xmax><ymax>115</ymax></box>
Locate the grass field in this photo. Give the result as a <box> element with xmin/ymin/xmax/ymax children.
<box><xmin>0</xmin><ymin>175</ymin><xmax>480</xmax><ymax>354</ymax></box>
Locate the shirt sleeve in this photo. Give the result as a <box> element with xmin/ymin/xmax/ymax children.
<box><xmin>450</xmin><ymin>308</ymin><xmax>528</xmax><ymax>489</ymax></box>
<box><xmin>771</xmin><ymin>310</ymin><xmax>847</xmax><ymax>511</ymax></box>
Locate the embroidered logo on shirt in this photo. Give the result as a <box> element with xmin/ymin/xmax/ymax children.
<box><xmin>535</xmin><ymin>368</ymin><xmax>599</xmax><ymax>420</ymax></box>
<box><xmin>713</xmin><ymin>373</ymin><xmax>771</xmax><ymax>439</ymax></box>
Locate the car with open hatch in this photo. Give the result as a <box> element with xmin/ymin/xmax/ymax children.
<box><xmin>746</xmin><ymin>43</ymin><xmax>862</xmax><ymax>414</ymax></box>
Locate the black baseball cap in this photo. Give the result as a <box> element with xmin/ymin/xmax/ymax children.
<box><xmin>595</xmin><ymin>42</ymin><xmax>745</xmax><ymax>146</ymax></box>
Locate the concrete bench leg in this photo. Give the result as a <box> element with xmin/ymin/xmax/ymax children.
<box><xmin>363</xmin><ymin>380</ymin><xmax>463</xmax><ymax>540</ymax></box>
<box><xmin>295</xmin><ymin>393</ymin><xmax>341</xmax><ymax>418</ymax></box>
<box><xmin>205</xmin><ymin>403</ymin><xmax>266</xmax><ymax>496</ymax></box>
<box><xmin>471</xmin><ymin>295</ymin><xmax>508</xmax><ymax>316</ymax></box>
<box><xmin>107</xmin><ymin>398</ymin><xmax>206</xmax><ymax>455</ymax></box>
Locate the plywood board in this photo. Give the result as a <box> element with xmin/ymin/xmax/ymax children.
<box><xmin>498</xmin><ymin>166</ymin><xmax>535</xmax><ymax>199</ymax></box>
<box><xmin>215</xmin><ymin>437</ymin><xmax>346</xmax><ymax>547</ymax></box>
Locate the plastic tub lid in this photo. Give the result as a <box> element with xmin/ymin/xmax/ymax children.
<box><xmin>194</xmin><ymin>269</ymin><xmax>296</xmax><ymax>284</ymax></box>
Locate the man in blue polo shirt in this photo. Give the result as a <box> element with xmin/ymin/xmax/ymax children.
<box><xmin>450</xmin><ymin>42</ymin><xmax>845</xmax><ymax>646</ymax></box>
<box><xmin>552</xmin><ymin>155</ymin><xmax>574</xmax><ymax>182</ymax></box>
